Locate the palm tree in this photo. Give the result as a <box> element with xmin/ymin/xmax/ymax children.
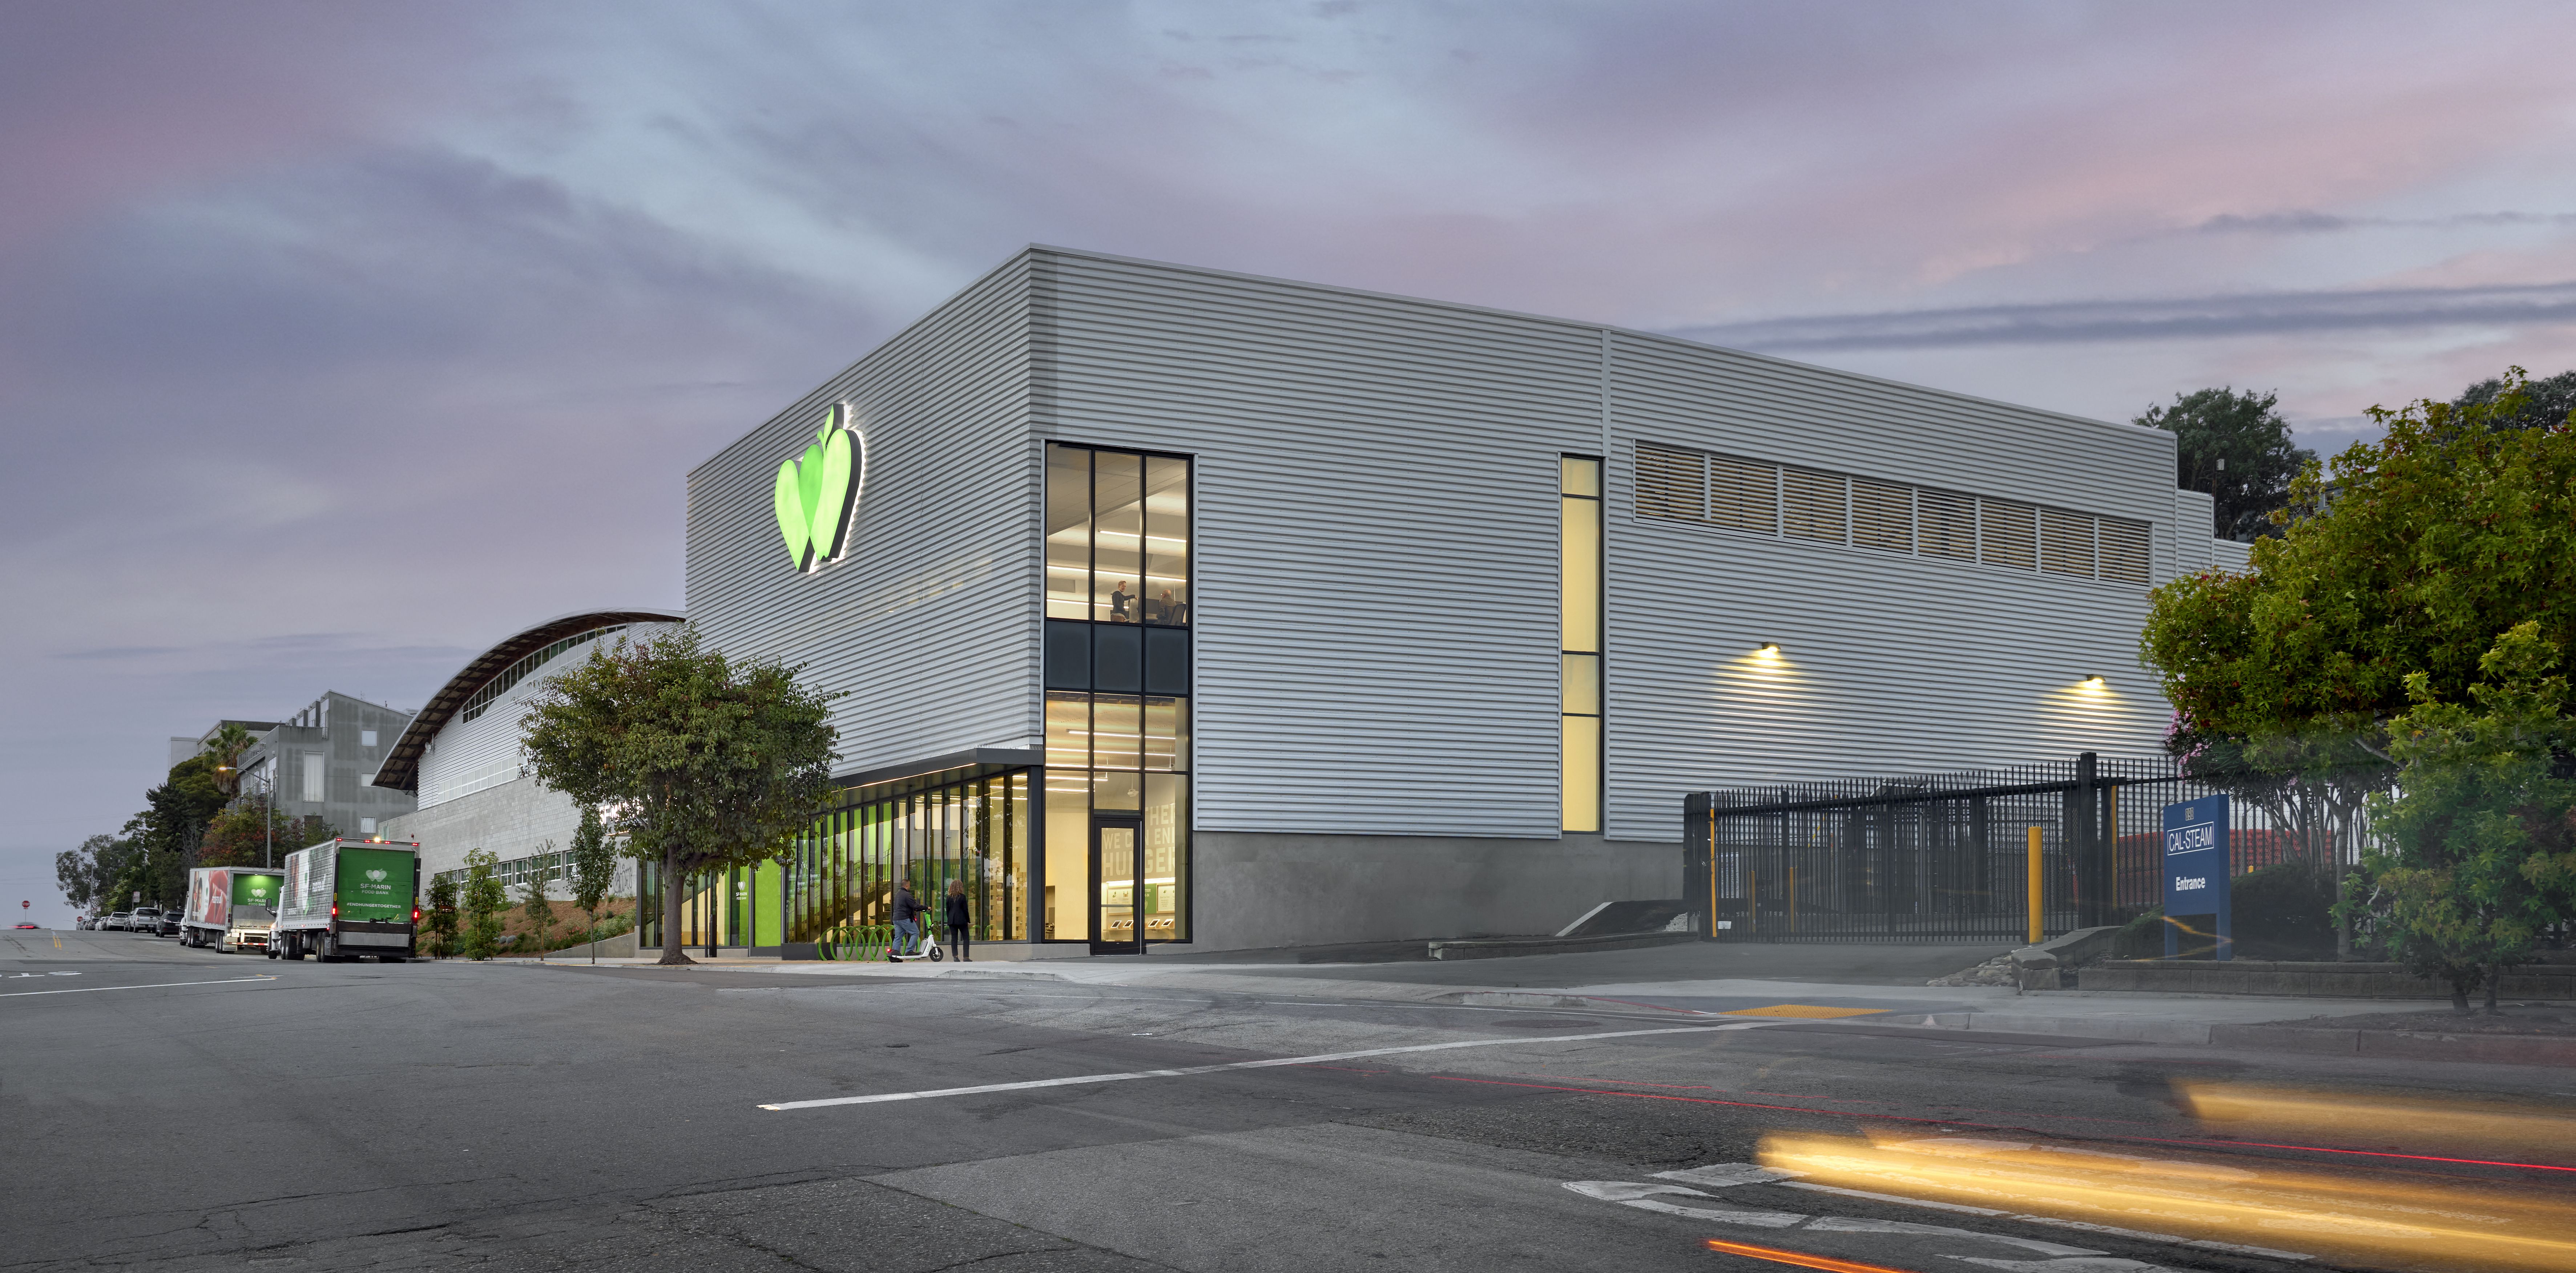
<box><xmin>201</xmin><ymin>723</ymin><xmax>257</xmax><ymax>799</ymax></box>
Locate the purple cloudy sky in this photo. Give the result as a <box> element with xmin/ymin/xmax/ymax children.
<box><xmin>8</xmin><ymin>1</ymin><xmax>2576</xmax><ymax>918</ymax></box>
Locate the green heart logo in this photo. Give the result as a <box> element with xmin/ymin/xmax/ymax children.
<box><xmin>773</xmin><ymin>404</ymin><xmax>863</xmax><ymax>571</ymax></box>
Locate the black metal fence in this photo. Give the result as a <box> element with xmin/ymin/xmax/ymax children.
<box><xmin>1683</xmin><ymin>753</ymin><xmax>2299</xmax><ymax>945</ymax></box>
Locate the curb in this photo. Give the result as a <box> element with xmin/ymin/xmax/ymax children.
<box><xmin>2203</xmin><ymin>1023</ymin><xmax>2576</xmax><ymax>1066</ymax></box>
<box><xmin>1427</xmin><ymin>931</ymin><xmax>1699</xmax><ymax>961</ymax></box>
<box><xmin>1878</xmin><ymin>1010</ymin><xmax>2576</xmax><ymax>1064</ymax></box>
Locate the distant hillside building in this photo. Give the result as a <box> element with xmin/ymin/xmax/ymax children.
<box><xmin>226</xmin><ymin>693</ymin><xmax>419</xmax><ymax>840</ymax></box>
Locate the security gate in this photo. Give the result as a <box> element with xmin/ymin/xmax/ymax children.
<box><xmin>1684</xmin><ymin>753</ymin><xmax>2220</xmax><ymax>944</ymax></box>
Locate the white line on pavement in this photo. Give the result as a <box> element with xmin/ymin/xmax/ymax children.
<box><xmin>757</xmin><ymin>1022</ymin><xmax>1768</xmax><ymax>1111</ymax></box>
<box><xmin>0</xmin><ymin>976</ymin><xmax>278</xmax><ymax>999</ymax></box>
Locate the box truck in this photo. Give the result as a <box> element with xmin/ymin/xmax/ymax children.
<box><xmin>270</xmin><ymin>838</ymin><xmax>420</xmax><ymax>962</ymax></box>
<box><xmin>180</xmin><ymin>866</ymin><xmax>286</xmax><ymax>952</ymax></box>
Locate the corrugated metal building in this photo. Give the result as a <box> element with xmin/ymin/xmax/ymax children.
<box><xmin>673</xmin><ymin>246</ymin><xmax>2217</xmax><ymax>957</ymax></box>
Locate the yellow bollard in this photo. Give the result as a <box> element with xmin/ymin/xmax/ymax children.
<box><xmin>2027</xmin><ymin>826</ymin><xmax>2044</xmax><ymax>945</ymax></box>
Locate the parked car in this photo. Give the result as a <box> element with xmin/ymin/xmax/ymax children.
<box><xmin>74</xmin><ymin>915</ymin><xmax>94</xmax><ymax>930</ymax></box>
<box><xmin>156</xmin><ymin>910</ymin><xmax>182</xmax><ymax>937</ymax></box>
<box><xmin>128</xmin><ymin>906</ymin><xmax>161</xmax><ymax>933</ymax></box>
<box><xmin>102</xmin><ymin>912</ymin><xmax>132</xmax><ymax>931</ymax></box>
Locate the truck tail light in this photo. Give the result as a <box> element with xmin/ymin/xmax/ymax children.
<box><xmin>330</xmin><ymin>904</ymin><xmax>338</xmax><ymax>918</ymax></box>
<box><xmin>412</xmin><ymin>906</ymin><xmax>422</xmax><ymax>924</ymax></box>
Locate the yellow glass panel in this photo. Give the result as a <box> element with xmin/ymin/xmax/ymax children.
<box><xmin>1561</xmin><ymin>494</ymin><xmax>1601</xmax><ymax>652</ymax></box>
<box><xmin>1562</xmin><ymin>653</ymin><xmax>1601</xmax><ymax>715</ymax></box>
<box><xmin>1561</xmin><ymin>456</ymin><xmax>1601</xmax><ymax>498</ymax></box>
<box><xmin>1562</xmin><ymin>714</ymin><xmax>1602</xmax><ymax>833</ymax></box>
<box><xmin>1044</xmin><ymin>780</ymin><xmax>1087</xmax><ymax>940</ymax></box>
<box><xmin>1044</xmin><ymin>693</ymin><xmax>1089</xmax><ymax>769</ymax></box>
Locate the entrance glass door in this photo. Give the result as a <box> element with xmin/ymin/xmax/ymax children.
<box><xmin>1092</xmin><ymin>817</ymin><xmax>1144</xmax><ymax>955</ymax></box>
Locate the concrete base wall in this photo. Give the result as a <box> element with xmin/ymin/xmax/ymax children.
<box><xmin>1190</xmin><ymin>830</ymin><xmax>1680</xmax><ymax>952</ymax></box>
<box><xmin>378</xmin><ymin>777</ymin><xmax>633</xmax><ymax>897</ymax></box>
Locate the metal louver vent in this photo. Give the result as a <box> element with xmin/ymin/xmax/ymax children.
<box><xmin>1635</xmin><ymin>444</ymin><xmax>1706</xmax><ymax>522</ymax></box>
<box><xmin>1709</xmin><ymin>455</ymin><xmax>1778</xmax><ymax>534</ymax></box>
<box><xmin>1782</xmin><ymin>469</ymin><xmax>1847</xmax><ymax>543</ymax></box>
<box><xmin>1628</xmin><ymin>440</ymin><xmax>2151</xmax><ymax>587</ymax></box>
<box><xmin>2097</xmin><ymin>519</ymin><xmax>2150</xmax><ymax>584</ymax></box>
<box><xmin>1979</xmin><ymin>500</ymin><xmax>2038</xmax><ymax>570</ymax></box>
<box><xmin>2039</xmin><ymin>509</ymin><xmax>2096</xmax><ymax>578</ymax></box>
<box><xmin>1918</xmin><ymin>490</ymin><xmax>1976</xmax><ymax>561</ymax></box>
<box><xmin>1851</xmin><ymin>479</ymin><xmax>1914</xmax><ymax>553</ymax></box>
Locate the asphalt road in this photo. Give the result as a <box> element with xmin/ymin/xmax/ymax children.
<box><xmin>6</xmin><ymin>928</ymin><xmax>2571</xmax><ymax>1273</ymax></box>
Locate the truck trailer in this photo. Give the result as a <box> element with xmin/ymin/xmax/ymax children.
<box><xmin>180</xmin><ymin>866</ymin><xmax>286</xmax><ymax>952</ymax></box>
<box><xmin>270</xmin><ymin>838</ymin><xmax>420</xmax><ymax>962</ymax></box>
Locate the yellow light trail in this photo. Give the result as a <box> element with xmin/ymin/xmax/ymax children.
<box><xmin>1758</xmin><ymin>1130</ymin><xmax>2576</xmax><ymax>1273</ymax></box>
<box><xmin>2181</xmin><ymin>1082</ymin><xmax>2576</xmax><ymax>1166</ymax></box>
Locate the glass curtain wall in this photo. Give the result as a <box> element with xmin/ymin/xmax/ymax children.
<box><xmin>1562</xmin><ymin>456</ymin><xmax>1604</xmax><ymax>833</ymax></box>
<box><xmin>1043</xmin><ymin>441</ymin><xmax>1193</xmax><ymax>943</ymax></box>
<box><xmin>640</xmin><ymin>771</ymin><xmax>1033</xmax><ymax>951</ymax></box>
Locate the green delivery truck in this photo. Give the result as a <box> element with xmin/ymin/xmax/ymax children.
<box><xmin>179</xmin><ymin>866</ymin><xmax>286</xmax><ymax>952</ymax></box>
<box><xmin>270</xmin><ymin>837</ymin><xmax>420</xmax><ymax>962</ymax></box>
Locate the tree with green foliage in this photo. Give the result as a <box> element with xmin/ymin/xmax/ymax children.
<box><xmin>2457</xmin><ymin>367</ymin><xmax>2576</xmax><ymax>433</ymax></box>
<box><xmin>114</xmin><ymin>755</ymin><xmax>228</xmax><ymax>907</ymax></box>
<box><xmin>420</xmin><ymin>874</ymin><xmax>460</xmax><ymax>959</ymax></box>
<box><xmin>521</xmin><ymin>627</ymin><xmax>838</xmax><ymax>965</ymax></box>
<box><xmin>2357</xmin><ymin>623</ymin><xmax>2576</xmax><ymax>1011</ymax></box>
<box><xmin>199</xmin><ymin>805</ymin><xmax>332</xmax><ymax>870</ymax></box>
<box><xmin>2142</xmin><ymin>370</ymin><xmax>2576</xmax><ymax>963</ymax></box>
<box><xmin>2136</xmin><ymin>387</ymin><xmax>2316</xmax><ymax>541</ymax></box>
<box><xmin>460</xmin><ymin>849</ymin><xmax>507</xmax><ymax>961</ymax></box>
<box><xmin>519</xmin><ymin>848</ymin><xmax>557</xmax><ymax>952</ymax></box>
<box><xmin>566</xmin><ymin>805</ymin><xmax>618</xmax><ymax>961</ymax></box>
<box><xmin>55</xmin><ymin>834</ymin><xmax>135</xmax><ymax>914</ymax></box>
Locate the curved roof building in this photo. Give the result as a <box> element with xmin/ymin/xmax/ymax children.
<box><xmin>375</xmin><ymin>609</ymin><xmax>684</xmax><ymax>881</ymax></box>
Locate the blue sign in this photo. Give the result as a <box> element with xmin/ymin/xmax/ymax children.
<box><xmin>2162</xmin><ymin>795</ymin><xmax>2231</xmax><ymax>961</ymax></box>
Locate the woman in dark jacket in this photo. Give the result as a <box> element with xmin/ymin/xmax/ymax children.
<box><xmin>943</xmin><ymin>878</ymin><xmax>972</xmax><ymax>962</ymax></box>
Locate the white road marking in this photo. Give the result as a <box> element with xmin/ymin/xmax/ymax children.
<box><xmin>1564</xmin><ymin>1181</ymin><xmax>1808</xmax><ymax>1228</ymax></box>
<box><xmin>1624</xmin><ymin>1161</ymin><xmax>2313</xmax><ymax>1262</ymax></box>
<box><xmin>0</xmin><ymin>975</ymin><xmax>276</xmax><ymax>999</ymax></box>
<box><xmin>756</xmin><ymin>1022</ymin><xmax>1767</xmax><ymax>1110</ymax></box>
<box><xmin>1572</xmin><ymin>1182</ymin><xmax>2103</xmax><ymax>1256</ymax></box>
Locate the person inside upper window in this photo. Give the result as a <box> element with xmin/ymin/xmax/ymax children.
<box><xmin>1152</xmin><ymin>588</ymin><xmax>1182</xmax><ymax>625</ymax></box>
<box><xmin>1109</xmin><ymin>581</ymin><xmax>1134</xmax><ymax>622</ymax></box>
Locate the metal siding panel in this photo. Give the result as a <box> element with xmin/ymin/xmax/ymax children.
<box><xmin>685</xmin><ymin>257</ymin><xmax>1040</xmax><ymax>774</ymax></box>
<box><xmin>1602</xmin><ymin>333</ymin><xmax>2176</xmax><ymax>844</ymax></box>
<box><xmin>1040</xmin><ymin>254</ymin><xmax>1599</xmax><ymax>838</ymax></box>
<box><xmin>679</xmin><ymin>251</ymin><xmax>2190</xmax><ymax>850</ymax></box>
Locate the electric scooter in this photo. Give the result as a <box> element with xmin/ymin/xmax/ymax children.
<box><xmin>886</xmin><ymin>924</ymin><xmax>943</xmax><ymax>962</ymax></box>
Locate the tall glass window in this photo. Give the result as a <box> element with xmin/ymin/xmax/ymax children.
<box><xmin>1043</xmin><ymin>442</ymin><xmax>1193</xmax><ymax>943</ymax></box>
<box><xmin>1562</xmin><ymin>456</ymin><xmax>1603</xmax><ymax>833</ymax></box>
<box><xmin>639</xmin><ymin>771</ymin><xmax>1033</xmax><ymax>954</ymax></box>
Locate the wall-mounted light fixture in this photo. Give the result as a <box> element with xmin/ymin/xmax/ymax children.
<box><xmin>2080</xmin><ymin>674</ymin><xmax>2107</xmax><ymax>686</ymax></box>
<box><xmin>1757</xmin><ymin>642</ymin><xmax>1781</xmax><ymax>654</ymax></box>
